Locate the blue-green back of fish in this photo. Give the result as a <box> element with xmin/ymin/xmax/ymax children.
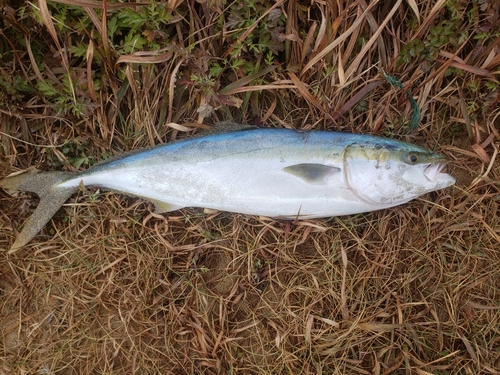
<box><xmin>1</xmin><ymin>128</ymin><xmax>455</xmax><ymax>251</ymax></box>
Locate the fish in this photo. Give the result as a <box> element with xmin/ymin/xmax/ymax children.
<box><xmin>1</xmin><ymin>124</ymin><xmax>456</xmax><ymax>251</ymax></box>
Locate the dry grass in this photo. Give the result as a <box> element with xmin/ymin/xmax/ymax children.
<box><xmin>1</xmin><ymin>0</ymin><xmax>500</xmax><ymax>373</ymax></box>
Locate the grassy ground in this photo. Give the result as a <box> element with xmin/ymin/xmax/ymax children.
<box><xmin>1</xmin><ymin>0</ymin><xmax>499</xmax><ymax>373</ymax></box>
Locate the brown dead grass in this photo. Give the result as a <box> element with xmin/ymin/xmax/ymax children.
<box><xmin>1</xmin><ymin>0</ymin><xmax>500</xmax><ymax>374</ymax></box>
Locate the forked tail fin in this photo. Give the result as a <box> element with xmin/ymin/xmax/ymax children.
<box><xmin>1</xmin><ymin>171</ymin><xmax>77</xmax><ymax>252</ymax></box>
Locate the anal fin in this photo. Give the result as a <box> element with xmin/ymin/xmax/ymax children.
<box><xmin>149</xmin><ymin>199</ymin><xmax>185</xmax><ymax>214</ymax></box>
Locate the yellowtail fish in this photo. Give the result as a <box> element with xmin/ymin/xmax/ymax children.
<box><xmin>1</xmin><ymin>125</ymin><xmax>455</xmax><ymax>251</ymax></box>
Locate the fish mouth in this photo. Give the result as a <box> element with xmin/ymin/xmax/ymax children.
<box><xmin>424</xmin><ymin>161</ymin><xmax>454</xmax><ymax>183</ymax></box>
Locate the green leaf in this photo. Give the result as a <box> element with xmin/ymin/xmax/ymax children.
<box><xmin>219</xmin><ymin>65</ymin><xmax>277</xmax><ymax>95</ymax></box>
<box><xmin>37</xmin><ymin>81</ymin><xmax>59</xmax><ymax>97</ymax></box>
<box><xmin>70</xmin><ymin>44</ymin><xmax>87</xmax><ymax>58</ymax></box>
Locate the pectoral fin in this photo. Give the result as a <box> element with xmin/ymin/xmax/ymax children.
<box><xmin>282</xmin><ymin>163</ymin><xmax>340</xmax><ymax>185</ymax></box>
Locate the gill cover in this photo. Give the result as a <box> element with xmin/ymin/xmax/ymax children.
<box><xmin>344</xmin><ymin>143</ymin><xmax>422</xmax><ymax>206</ymax></box>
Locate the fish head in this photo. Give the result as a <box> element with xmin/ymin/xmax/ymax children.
<box><xmin>343</xmin><ymin>139</ymin><xmax>456</xmax><ymax>207</ymax></box>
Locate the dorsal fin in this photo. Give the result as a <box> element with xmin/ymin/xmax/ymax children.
<box><xmin>211</xmin><ymin>121</ymin><xmax>257</xmax><ymax>134</ymax></box>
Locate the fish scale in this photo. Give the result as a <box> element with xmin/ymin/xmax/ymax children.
<box><xmin>1</xmin><ymin>126</ymin><xmax>456</xmax><ymax>251</ymax></box>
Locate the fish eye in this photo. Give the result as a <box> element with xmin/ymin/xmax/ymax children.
<box><xmin>405</xmin><ymin>152</ymin><xmax>420</xmax><ymax>164</ymax></box>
